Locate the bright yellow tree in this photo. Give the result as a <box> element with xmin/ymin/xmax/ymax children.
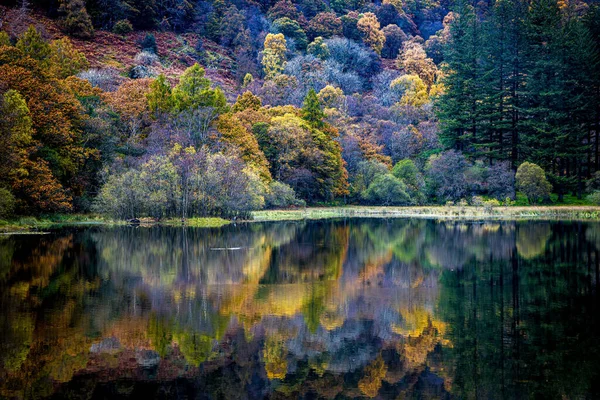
<box><xmin>262</xmin><ymin>33</ymin><xmax>287</xmax><ymax>80</ymax></box>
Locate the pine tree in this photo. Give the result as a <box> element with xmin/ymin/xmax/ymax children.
<box><xmin>301</xmin><ymin>88</ymin><xmax>325</xmax><ymax>128</ymax></box>
<box><xmin>58</xmin><ymin>0</ymin><xmax>95</xmax><ymax>39</ymax></box>
<box><xmin>436</xmin><ymin>0</ymin><xmax>482</xmax><ymax>153</ymax></box>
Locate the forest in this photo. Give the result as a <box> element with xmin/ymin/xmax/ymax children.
<box><xmin>0</xmin><ymin>0</ymin><xmax>599</xmax><ymax>219</ymax></box>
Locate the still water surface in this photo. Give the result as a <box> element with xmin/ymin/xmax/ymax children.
<box><xmin>0</xmin><ymin>219</ymin><xmax>599</xmax><ymax>399</ymax></box>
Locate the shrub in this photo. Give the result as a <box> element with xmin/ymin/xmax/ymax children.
<box><xmin>486</xmin><ymin>161</ymin><xmax>515</xmax><ymax>200</ymax></box>
<box><xmin>0</xmin><ymin>188</ymin><xmax>16</xmax><ymax>219</ymax></box>
<box><xmin>587</xmin><ymin>171</ymin><xmax>600</xmax><ymax>192</ymax></box>
<box><xmin>59</xmin><ymin>0</ymin><xmax>94</xmax><ymax>39</ymax></box>
<box><xmin>134</xmin><ymin>51</ymin><xmax>159</xmax><ymax>66</ymax></box>
<box><xmin>362</xmin><ymin>174</ymin><xmax>411</xmax><ymax>205</ymax></box>
<box><xmin>425</xmin><ymin>150</ymin><xmax>470</xmax><ymax>203</ymax></box>
<box><xmin>587</xmin><ymin>191</ymin><xmax>600</xmax><ymax>206</ymax></box>
<box><xmin>515</xmin><ymin>162</ymin><xmax>552</xmax><ymax>204</ymax></box>
<box><xmin>391</xmin><ymin>159</ymin><xmax>425</xmax><ymax>204</ymax></box>
<box><xmin>265</xmin><ymin>181</ymin><xmax>306</xmax><ymax>208</ymax></box>
<box><xmin>140</xmin><ymin>33</ymin><xmax>157</xmax><ymax>53</ymax></box>
<box><xmin>113</xmin><ymin>19</ymin><xmax>133</xmax><ymax>35</ymax></box>
<box><xmin>77</xmin><ymin>68</ymin><xmax>124</xmax><ymax>91</ymax></box>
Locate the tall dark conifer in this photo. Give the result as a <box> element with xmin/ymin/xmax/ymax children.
<box><xmin>437</xmin><ymin>0</ymin><xmax>482</xmax><ymax>152</ymax></box>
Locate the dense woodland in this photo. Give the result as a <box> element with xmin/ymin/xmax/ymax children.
<box><xmin>0</xmin><ymin>0</ymin><xmax>599</xmax><ymax>219</ymax></box>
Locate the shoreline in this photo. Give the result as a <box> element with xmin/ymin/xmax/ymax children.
<box><xmin>3</xmin><ymin>206</ymin><xmax>600</xmax><ymax>233</ymax></box>
<box><xmin>251</xmin><ymin>206</ymin><xmax>600</xmax><ymax>222</ymax></box>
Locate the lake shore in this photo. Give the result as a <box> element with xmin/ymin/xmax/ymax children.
<box><xmin>4</xmin><ymin>206</ymin><xmax>600</xmax><ymax>233</ymax></box>
<box><xmin>251</xmin><ymin>205</ymin><xmax>600</xmax><ymax>222</ymax></box>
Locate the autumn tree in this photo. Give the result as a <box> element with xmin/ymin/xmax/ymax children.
<box><xmin>307</xmin><ymin>12</ymin><xmax>343</xmax><ymax>40</ymax></box>
<box><xmin>0</xmin><ymin>89</ymin><xmax>72</xmax><ymax>213</ymax></box>
<box><xmin>397</xmin><ymin>40</ymin><xmax>437</xmax><ymax>88</ymax></box>
<box><xmin>48</xmin><ymin>38</ymin><xmax>89</xmax><ymax>79</ymax></box>
<box><xmin>391</xmin><ymin>74</ymin><xmax>429</xmax><ymax>107</ymax></box>
<box><xmin>262</xmin><ymin>33</ymin><xmax>287</xmax><ymax>80</ymax></box>
<box><xmin>357</xmin><ymin>12</ymin><xmax>385</xmax><ymax>55</ymax></box>
<box><xmin>232</xmin><ymin>91</ymin><xmax>262</xmax><ymax>112</ymax></box>
<box><xmin>216</xmin><ymin>113</ymin><xmax>272</xmax><ymax>182</ymax></box>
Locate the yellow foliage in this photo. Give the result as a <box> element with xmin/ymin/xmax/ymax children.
<box><xmin>358</xmin><ymin>355</ymin><xmax>387</xmax><ymax>397</ymax></box>
<box><xmin>262</xmin><ymin>33</ymin><xmax>287</xmax><ymax>80</ymax></box>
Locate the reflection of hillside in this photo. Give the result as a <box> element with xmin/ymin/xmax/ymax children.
<box><xmin>2</xmin><ymin>221</ymin><xmax>599</xmax><ymax>398</ymax></box>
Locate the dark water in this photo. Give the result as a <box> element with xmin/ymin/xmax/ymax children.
<box><xmin>1</xmin><ymin>219</ymin><xmax>599</xmax><ymax>399</ymax></box>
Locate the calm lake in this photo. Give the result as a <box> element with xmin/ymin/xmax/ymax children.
<box><xmin>1</xmin><ymin>219</ymin><xmax>599</xmax><ymax>399</ymax></box>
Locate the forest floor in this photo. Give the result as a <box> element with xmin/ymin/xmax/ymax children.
<box><xmin>3</xmin><ymin>206</ymin><xmax>600</xmax><ymax>233</ymax></box>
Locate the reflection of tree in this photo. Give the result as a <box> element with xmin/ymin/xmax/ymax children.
<box><xmin>263</xmin><ymin>336</ymin><xmax>288</xmax><ymax>380</ymax></box>
<box><xmin>438</xmin><ymin>222</ymin><xmax>600</xmax><ymax>398</ymax></box>
<box><xmin>3</xmin><ymin>221</ymin><xmax>598</xmax><ymax>398</ymax></box>
<box><xmin>358</xmin><ymin>354</ymin><xmax>387</xmax><ymax>397</ymax></box>
<box><xmin>515</xmin><ymin>222</ymin><xmax>552</xmax><ymax>259</ymax></box>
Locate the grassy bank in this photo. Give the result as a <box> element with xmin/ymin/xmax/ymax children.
<box><xmin>251</xmin><ymin>206</ymin><xmax>600</xmax><ymax>222</ymax></box>
<box><xmin>4</xmin><ymin>206</ymin><xmax>600</xmax><ymax>233</ymax></box>
<box><xmin>0</xmin><ymin>215</ymin><xmax>231</xmax><ymax>233</ymax></box>
<box><xmin>0</xmin><ymin>214</ymin><xmax>121</xmax><ymax>233</ymax></box>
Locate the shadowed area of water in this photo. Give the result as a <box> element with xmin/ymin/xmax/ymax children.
<box><xmin>0</xmin><ymin>219</ymin><xmax>599</xmax><ymax>399</ymax></box>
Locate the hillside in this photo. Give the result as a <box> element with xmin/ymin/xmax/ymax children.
<box><xmin>0</xmin><ymin>0</ymin><xmax>599</xmax><ymax>220</ymax></box>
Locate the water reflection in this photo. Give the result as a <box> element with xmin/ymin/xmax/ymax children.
<box><xmin>0</xmin><ymin>220</ymin><xmax>598</xmax><ymax>399</ymax></box>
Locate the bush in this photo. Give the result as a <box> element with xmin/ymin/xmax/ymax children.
<box><xmin>515</xmin><ymin>162</ymin><xmax>552</xmax><ymax>204</ymax></box>
<box><xmin>134</xmin><ymin>51</ymin><xmax>159</xmax><ymax>66</ymax></box>
<box><xmin>362</xmin><ymin>174</ymin><xmax>411</xmax><ymax>205</ymax></box>
<box><xmin>587</xmin><ymin>171</ymin><xmax>600</xmax><ymax>192</ymax></box>
<box><xmin>113</xmin><ymin>19</ymin><xmax>133</xmax><ymax>35</ymax></box>
<box><xmin>140</xmin><ymin>33</ymin><xmax>157</xmax><ymax>53</ymax></box>
<box><xmin>425</xmin><ymin>150</ymin><xmax>470</xmax><ymax>203</ymax></box>
<box><xmin>587</xmin><ymin>191</ymin><xmax>600</xmax><ymax>206</ymax></box>
<box><xmin>59</xmin><ymin>0</ymin><xmax>94</xmax><ymax>39</ymax></box>
<box><xmin>486</xmin><ymin>161</ymin><xmax>515</xmax><ymax>200</ymax></box>
<box><xmin>351</xmin><ymin>160</ymin><xmax>389</xmax><ymax>198</ymax></box>
<box><xmin>392</xmin><ymin>159</ymin><xmax>425</xmax><ymax>204</ymax></box>
<box><xmin>77</xmin><ymin>68</ymin><xmax>124</xmax><ymax>91</ymax></box>
<box><xmin>265</xmin><ymin>181</ymin><xmax>306</xmax><ymax>208</ymax></box>
<box><xmin>0</xmin><ymin>188</ymin><xmax>16</xmax><ymax>219</ymax></box>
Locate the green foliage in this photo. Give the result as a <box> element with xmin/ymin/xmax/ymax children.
<box><xmin>140</xmin><ymin>33</ymin><xmax>158</xmax><ymax>53</ymax></box>
<box><xmin>16</xmin><ymin>26</ymin><xmax>51</xmax><ymax>62</ymax></box>
<box><xmin>171</xmin><ymin>64</ymin><xmax>228</xmax><ymax>113</ymax></box>
<box><xmin>515</xmin><ymin>162</ymin><xmax>552</xmax><ymax>204</ymax></box>
<box><xmin>0</xmin><ymin>31</ymin><xmax>11</xmax><ymax>47</ymax></box>
<box><xmin>147</xmin><ymin>75</ymin><xmax>173</xmax><ymax>116</ymax></box>
<box><xmin>265</xmin><ymin>181</ymin><xmax>306</xmax><ymax>208</ymax></box>
<box><xmin>391</xmin><ymin>159</ymin><xmax>425</xmax><ymax>204</ymax></box>
<box><xmin>273</xmin><ymin>17</ymin><xmax>308</xmax><ymax>50</ymax></box>
<box><xmin>587</xmin><ymin>191</ymin><xmax>600</xmax><ymax>206</ymax></box>
<box><xmin>0</xmin><ymin>188</ymin><xmax>16</xmax><ymax>219</ymax></box>
<box><xmin>301</xmin><ymin>88</ymin><xmax>325</xmax><ymax>128</ymax></box>
<box><xmin>59</xmin><ymin>0</ymin><xmax>95</xmax><ymax>39</ymax></box>
<box><xmin>112</xmin><ymin>19</ymin><xmax>133</xmax><ymax>35</ymax></box>
<box><xmin>307</xmin><ymin>37</ymin><xmax>330</xmax><ymax>59</ymax></box>
<box><xmin>362</xmin><ymin>174</ymin><xmax>411</xmax><ymax>205</ymax></box>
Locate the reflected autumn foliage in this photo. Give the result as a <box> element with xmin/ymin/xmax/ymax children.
<box><xmin>1</xmin><ymin>220</ymin><xmax>599</xmax><ymax>398</ymax></box>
